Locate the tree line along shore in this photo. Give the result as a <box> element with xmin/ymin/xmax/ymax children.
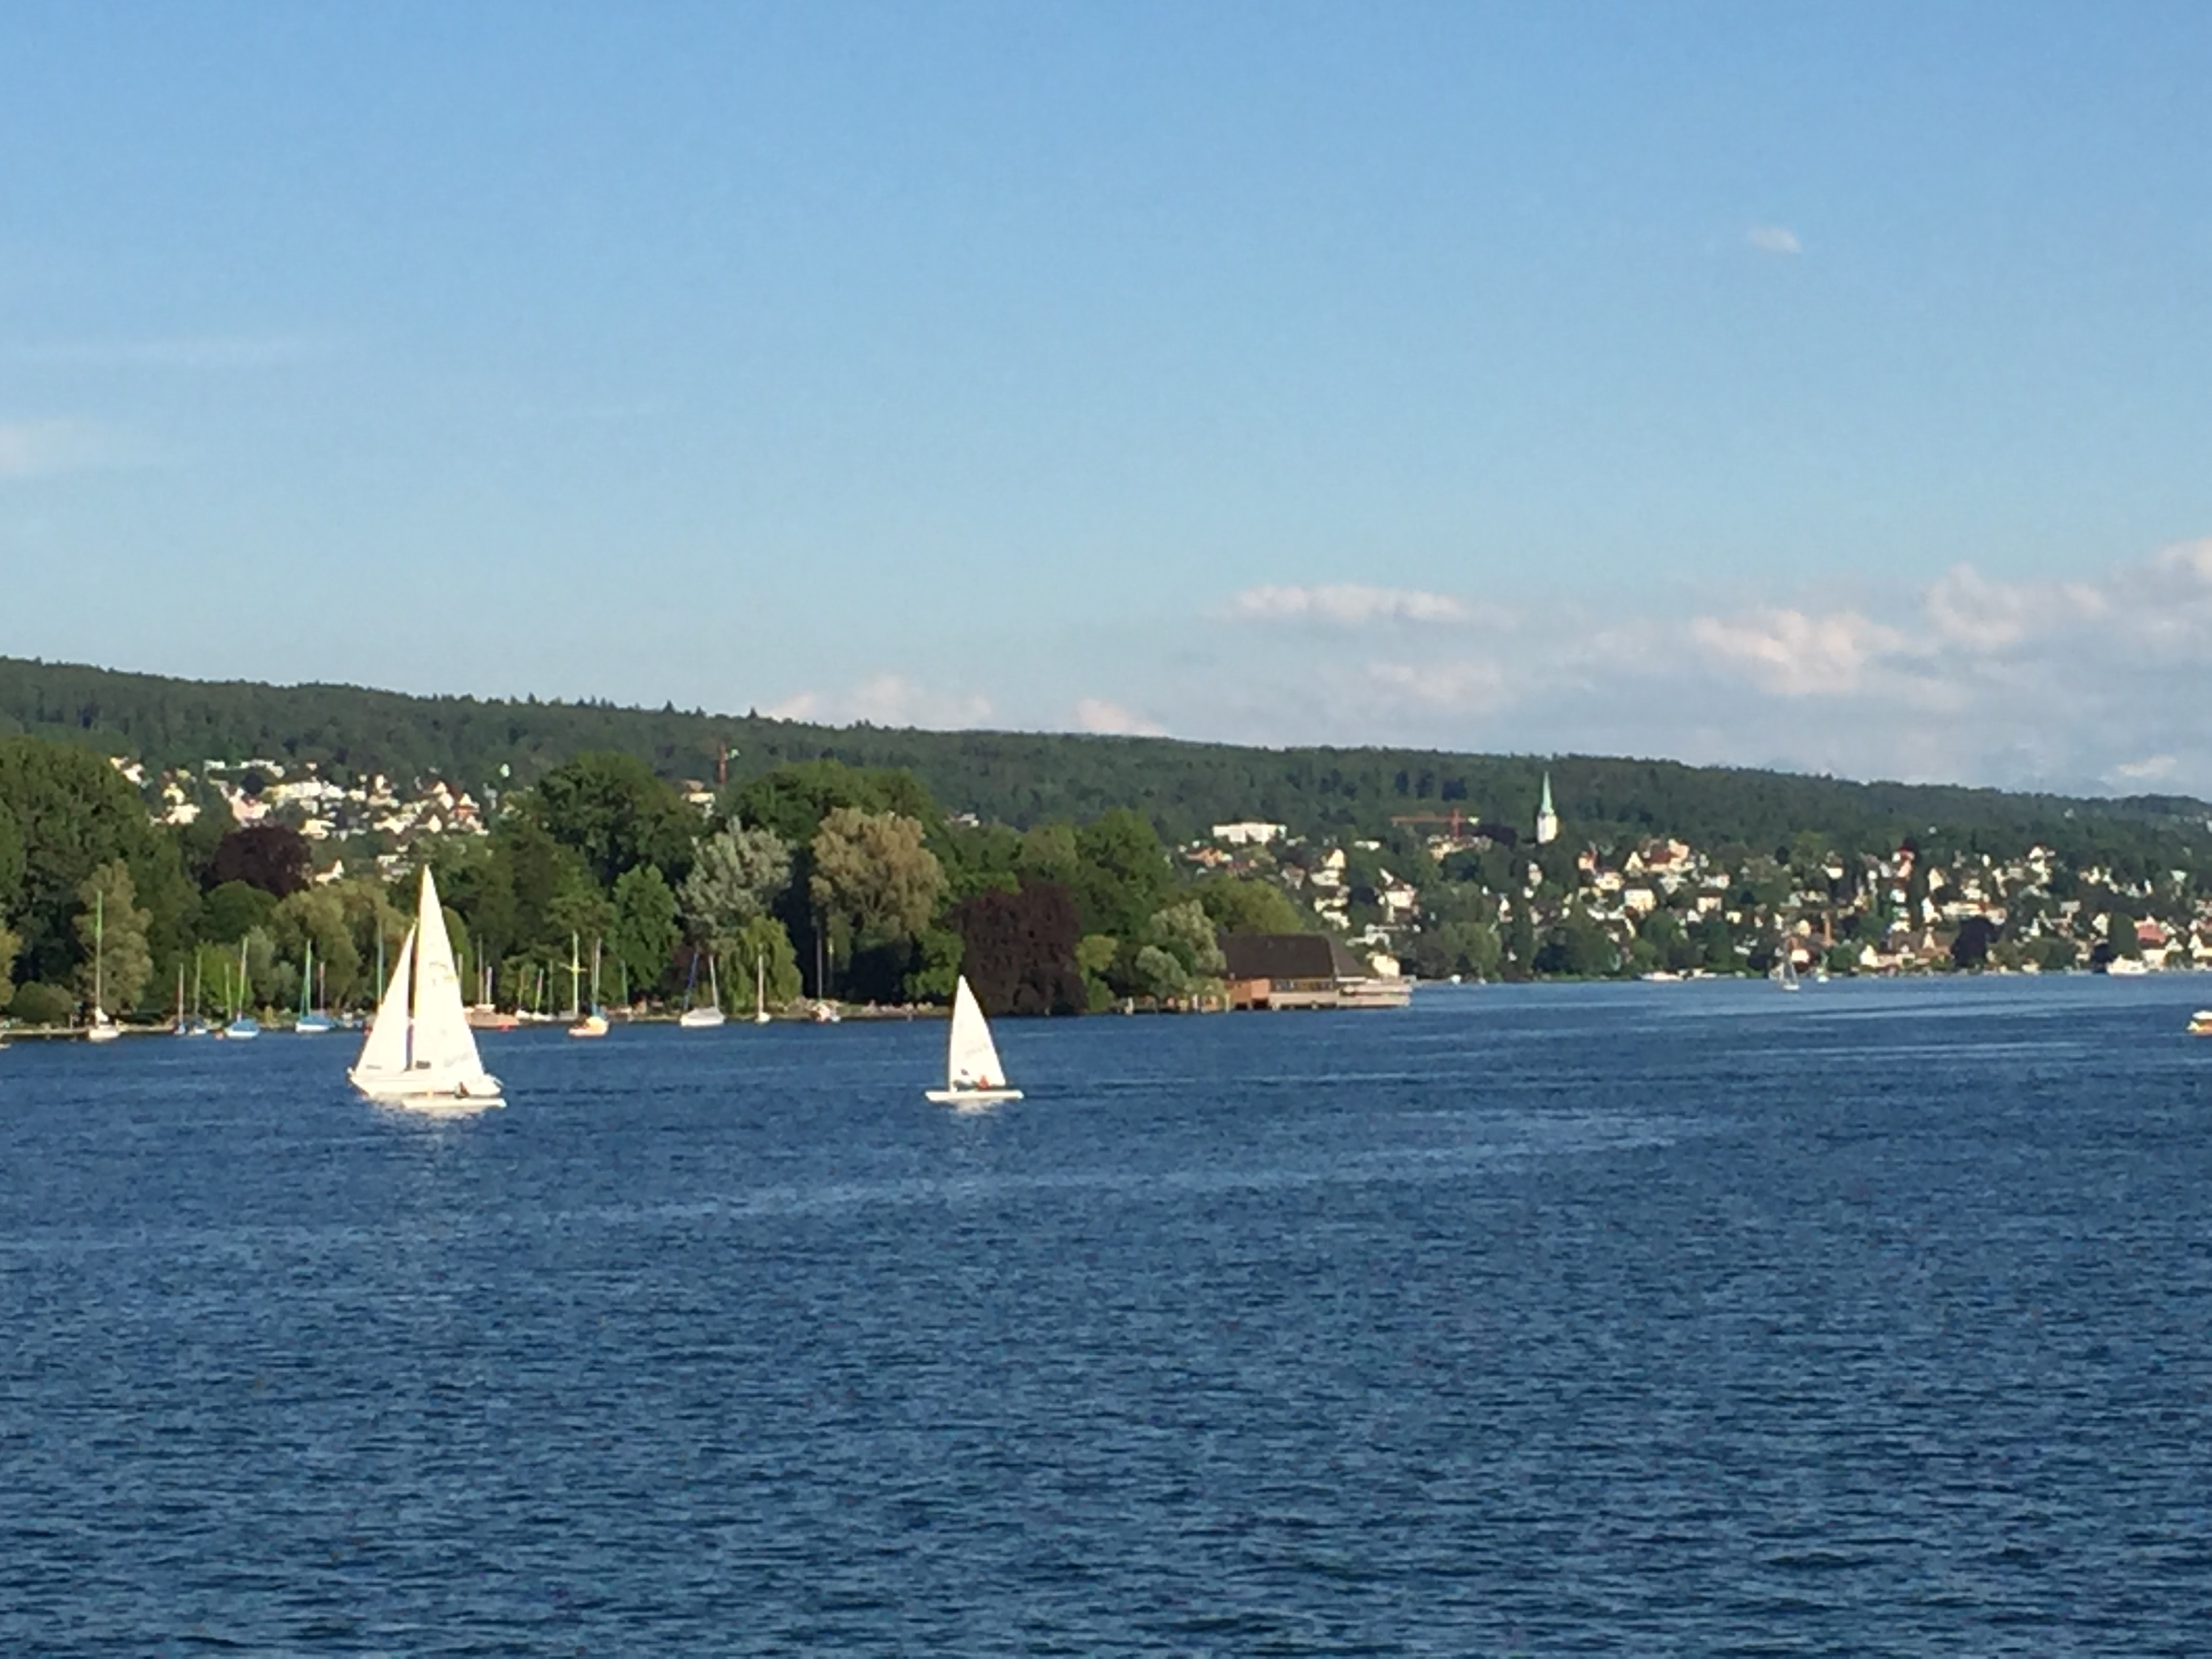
<box><xmin>5</xmin><ymin>672</ymin><xmax>2212</xmax><ymax>1032</ymax></box>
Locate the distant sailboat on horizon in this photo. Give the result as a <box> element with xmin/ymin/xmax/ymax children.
<box><xmin>350</xmin><ymin>867</ymin><xmax>504</xmax><ymax>1111</ymax></box>
<box><xmin>925</xmin><ymin>976</ymin><xmax>1022</xmax><ymax>1107</ymax></box>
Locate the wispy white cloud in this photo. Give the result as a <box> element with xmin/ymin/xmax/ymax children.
<box><xmin>2111</xmin><ymin>754</ymin><xmax>2177</xmax><ymax>782</ymax></box>
<box><xmin>1363</xmin><ymin>658</ymin><xmax>1511</xmax><ymax>712</ymax></box>
<box><xmin>1073</xmin><ymin>697</ymin><xmax>1168</xmax><ymax>737</ymax></box>
<box><xmin>0</xmin><ymin>418</ymin><xmax>111</xmax><ymax>479</ymax></box>
<box><xmin>1227</xmin><ymin>583</ymin><xmax>1504</xmax><ymax>627</ymax></box>
<box><xmin>1746</xmin><ymin>224</ymin><xmax>1802</xmax><ymax>256</ymax></box>
<box><xmin>1922</xmin><ymin>563</ymin><xmax>2106</xmax><ymax>651</ymax></box>
<box><xmin>1148</xmin><ymin>540</ymin><xmax>2212</xmax><ymax>794</ymax></box>
<box><xmin>1688</xmin><ymin>607</ymin><xmax>1908</xmax><ymax>696</ymax></box>
<box><xmin>763</xmin><ymin>674</ymin><xmax>993</xmax><ymax>730</ymax></box>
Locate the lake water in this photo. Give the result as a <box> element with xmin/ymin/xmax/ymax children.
<box><xmin>4</xmin><ymin>977</ymin><xmax>2211</xmax><ymax>1654</ymax></box>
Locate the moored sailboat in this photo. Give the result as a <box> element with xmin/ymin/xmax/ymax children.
<box><xmin>85</xmin><ymin>890</ymin><xmax>123</xmax><ymax>1042</ymax></box>
<box><xmin>568</xmin><ymin>936</ymin><xmax>609</xmax><ymax>1038</ymax></box>
<box><xmin>678</xmin><ymin>951</ymin><xmax>726</xmax><ymax>1029</ymax></box>
<box><xmin>1773</xmin><ymin>941</ymin><xmax>1801</xmax><ymax>993</ymax></box>
<box><xmin>925</xmin><ymin>975</ymin><xmax>1022</xmax><ymax>1107</ymax></box>
<box><xmin>350</xmin><ymin>867</ymin><xmax>504</xmax><ymax>1111</ymax></box>
<box><xmin>295</xmin><ymin>939</ymin><xmax>335</xmax><ymax>1033</ymax></box>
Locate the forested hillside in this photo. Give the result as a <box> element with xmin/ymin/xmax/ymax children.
<box><xmin>2</xmin><ymin>655</ymin><xmax>2205</xmax><ymax>867</ymax></box>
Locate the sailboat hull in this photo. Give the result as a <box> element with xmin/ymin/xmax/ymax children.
<box><xmin>351</xmin><ymin>1070</ymin><xmax>504</xmax><ymax>1110</ymax></box>
<box><xmin>677</xmin><ymin>1008</ymin><xmax>726</xmax><ymax>1029</ymax></box>
<box><xmin>925</xmin><ymin>1087</ymin><xmax>1023</xmax><ymax>1106</ymax></box>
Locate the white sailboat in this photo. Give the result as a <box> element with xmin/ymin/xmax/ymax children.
<box><xmin>566</xmin><ymin>933</ymin><xmax>609</xmax><ymax>1038</ymax></box>
<box><xmin>349</xmin><ymin>867</ymin><xmax>504</xmax><ymax>1111</ymax></box>
<box><xmin>85</xmin><ymin>889</ymin><xmax>121</xmax><ymax>1042</ymax></box>
<box><xmin>678</xmin><ymin>951</ymin><xmax>726</xmax><ymax>1029</ymax></box>
<box><xmin>925</xmin><ymin>975</ymin><xmax>1022</xmax><ymax>1107</ymax></box>
<box><xmin>753</xmin><ymin>952</ymin><xmax>771</xmax><ymax>1025</ymax></box>
<box><xmin>295</xmin><ymin>939</ymin><xmax>335</xmax><ymax>1033</ymax></box>
<box><xmin>1774</xmin><ymin>941</ymin><xmax>1801</xmax><ymax>993</ymax></box>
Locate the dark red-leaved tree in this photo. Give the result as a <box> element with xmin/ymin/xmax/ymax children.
<box><xmin>207</xmin><ymin>823</ymin><xmax>313</xmax><ymax>897</ymax></box>
<box><xmin>949</xmin><ymin>880</ymin><xmax>1086</xmax><ymax>1017</ymax></box>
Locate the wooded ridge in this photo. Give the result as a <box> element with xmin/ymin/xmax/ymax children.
<box><xmin>3</xmin><ymin>655</ymin><xmax>2203</xmax><ymax>859</ymax></box>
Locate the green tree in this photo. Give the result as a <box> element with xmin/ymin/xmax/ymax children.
<box><xmin>1410</xmin><ymin>919</ymin><xmax>1502</xmax><ymax>980</ymax></box>
<box><xmin>1076</xmin><ymin>933</ymin><xmax>1118</xmax><ymax>1010</ymax></box>
<box><xmin>527</xmin><ymin>751</ymin><xmax>701</xmax><ymax>889</ymax></box>
<box><xmin>0</xmin><ymin>807</ymin><xmax>23</xmax><ymax>920</ymax></box>
<box><xmin>611</xmin><ymin>864</ymin><xmax>680</xmax><ymax>996</ymax></box>
<box><xmin>1131</xmin><ymin>943</ymin><xmax>1189</xmax><ymax>1002</ymax></box>
<box><xmin>0</xmin><ymin>920</ymin><xmax>19</xmax><ymax>1013</ymax></box>
<box><xmin>201</xmin><ymin>880</ymin><xmax>277</xmax><ymax>944</ymax></box>
<box><xmin>0</xmin><ymin>736</ymin><xmax>194</xmax><ymax>986</ymax></box>
<box><xmin>272</xmin><ymin>888</ymin><xmax>365</xmax><ymax>1008</ymax></box>
<box><xmin>331</xmin><ymin>878</ymin><xmax>409</xmax><ymax>1009</ymax></box>
<box><xmin>726</xmin><ymin>914</ymin><xmax>802</xmax><ymax>1007</ymax></box>
<box><xmin>906</xmin><ymin>924</ymin><xmax>964</xmax><ymax>1004</ymax></box>
<box><xmin>1071</xmin><ymin>809</ymin><xmax>1173</xmax><ymax>938</ymax></box>
<box><xmin>810</xmin><ymin>808</ymin><xmax>946</xmax><ymax>958</ymax></box>
<box><xmin>1506</xmin><ymin>902</ymin><xmax>1538</xmax><ymax>980</ymax></box>
<box><xmin>679</xmin><ymin>825</ymin><xmax>792</xmax><ymax>943</ymax></box>
<box><xmin>1694</xmin><ymin>912</ymin><xmax>1737</xmax><ymax>972</ymax></box>
<box><xmin>1143</xmin><ymin>899</ymin><xmax>1227</xmax><ymax>978</ymax></box>
<box><xmin>1190</xmin><ymin>874</ymin><xmax>1307</xmax><ymax>936</ymax></box>
<box><xmin>74</xmin><ymin>861</ymin><xmax>152</xmax><ymax>1016</ymax></box>
<box><xmin>1535</xmin><ymin>911</ymin><xmax>1618</xmax><ymax>978</ymax></box>
<box><xmin>726</xmin><ymin>759</ymin><xmax>936</xmax><ymax>848</ymax></box>
<box><xmin>546</xmin><ymin>872</ymin><xmax>616</xmax><ymax>968</ymax></box>
<box><xmin>1015</xmin><ymin>822</ymin><xmax>1080</xmax><ymax>886</ymax></box>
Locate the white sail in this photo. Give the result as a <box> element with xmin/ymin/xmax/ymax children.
<box><xmin>350</xmin><ymin>868</ymin><xmax>502</xmax><ymax>1107</ymax></box>
<box><xmin>947</xmin><ymin>976</ymin><xmax>1007</xmax><ymax>1090</ymax></box>
<box><xmin>352</xmin><ymin>927</ymin><xmax>416</xmax><ymax>1080</ymax></box>
<box><xmin>411</xmin><ymin>868</ymin><xmax>486</xmax><ymax>1080</ymax></box>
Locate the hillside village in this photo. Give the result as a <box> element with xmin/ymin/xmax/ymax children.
<box><xmin>1183</xmin><ymin>773</ymin><xmax>2212</xmax><ymax>979</ymax></box>
<box><xmin>116</xmin><ymin>755</ymin><xmax>2212</xmax><ymax>983</ymax></box>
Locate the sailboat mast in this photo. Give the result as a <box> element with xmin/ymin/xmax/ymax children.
<box><xmin>93</xmin><ymin>889</ymin><xmax>105</xmax><ymax>1017</ymax></box>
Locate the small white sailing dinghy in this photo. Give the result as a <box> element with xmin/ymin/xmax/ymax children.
<box><xmin>350</xmin><ymin>867</ymin><xmax>504</xmax><ymax>1111</ymax></box>
<box><xmin>926</xmin><ymin>975</ymin><xmax>1022</xmax><ymax>1107</ymax></box>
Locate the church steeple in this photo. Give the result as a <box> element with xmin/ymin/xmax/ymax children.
<box><xmin>1534</xmin><ymin>771</ymin><xmax>1558</xmax><ymax>846</ymax></box>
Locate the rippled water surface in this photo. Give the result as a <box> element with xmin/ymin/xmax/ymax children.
<box><xmin>6</xmin><ymin>977</ymin><xmax>2212</xmax><ymax>1653</ymax></box>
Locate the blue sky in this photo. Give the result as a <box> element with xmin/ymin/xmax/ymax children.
<box><xmin>7</xmin><ymin>3</ymin><xmax>2212</xmax><ymax>793</ymax></box>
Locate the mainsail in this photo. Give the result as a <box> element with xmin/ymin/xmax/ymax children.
<box><xmin>410</xmin><ymin>868</ymin><xmax>483</xmax><ymax>1080</ymax></box>
<box><xmin>947</xmin><ymin>976</ymin><xmax>1006</xmax><ymax>1090</ymax></box>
